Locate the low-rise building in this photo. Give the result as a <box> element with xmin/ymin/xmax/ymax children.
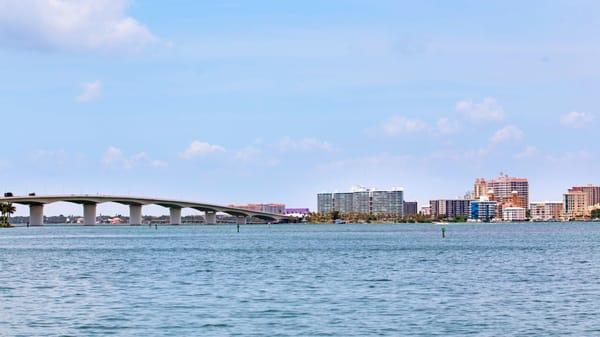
<box><xmin>502</xmin><ymin>207</ymin><xmax>527</xmax><ymax>221</ymax></box>
<box><xmin>530</xmin><ymin>201</ymin><xmax>563</xmax><ymax>221</ymax></box>
<box><xmin>229</xmin><ymin>203</ymin><xmax>286</xmax><ymax>214</ymax></box>
<box><xmin>470</xmin><ymin>199</ymin><xmax>497</xmax><ymax>222</ymax></box>
<box><xmin>430</xmin><ymin>199</ymin><xmax>471</xmax><ymax>219</ymax></box>
<box><xmin>285</xmin><ymin>208</ymin><xmax>310</xmax><ymax>217</ymax></box>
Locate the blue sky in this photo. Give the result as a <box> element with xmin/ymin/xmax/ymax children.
<box><xmin>1</xmin><ymin>0</ymin><xmax>599</xmax><ymax>216</ymax></box>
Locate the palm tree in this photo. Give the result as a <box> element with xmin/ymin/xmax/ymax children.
<box><xmin>0</xmin><ymin>202</ymin><xmax>16</xmax><ymax>227</ymax></box>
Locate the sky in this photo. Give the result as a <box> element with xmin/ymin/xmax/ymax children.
<box><xmin>1</xmin><ymin>0</ymin><xmax>599</xmax><ymax>216</ymax></box>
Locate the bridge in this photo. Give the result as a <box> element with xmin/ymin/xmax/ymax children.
<box><xmin>0</xmin><ymin>194</ymin><xmax>294</xmax><ymax>226</ymax></box>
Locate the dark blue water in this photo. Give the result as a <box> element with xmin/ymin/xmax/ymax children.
<box><xmin>1</xmin><ymin>223</ymin><xmax>599</xmax><ymax>336</ymax></box>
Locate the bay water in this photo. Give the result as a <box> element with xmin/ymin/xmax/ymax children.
<box><xmin>1</xmin><ymin>223</ymin><xmax>599</xmax><ymax>336</ymax></box>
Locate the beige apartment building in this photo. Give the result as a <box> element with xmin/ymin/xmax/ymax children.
<box><xmin>563</xmin><ymin>191</ymin><xmax>588</xmax><ymax>220</ymax></box>
<box><xmin>530</xmin><ymin>201</ymin><xmax>563</xmax><ymax>221</ymax></box>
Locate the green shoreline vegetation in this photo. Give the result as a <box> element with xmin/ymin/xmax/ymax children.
<box><xmin>307</xmin><ymin>211</ymin><xmax>438</xmax><ymax>224</ymax></box>
<box><xmin>0</xmin><ymin>202</ymin><xmax>16</xmax><ymax>228</ymax></box>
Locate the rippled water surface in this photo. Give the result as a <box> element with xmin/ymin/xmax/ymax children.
<box><xmin>1</xmin><ymin>223</ymin><xmax>599</xmax><ymax>336</ymax></box>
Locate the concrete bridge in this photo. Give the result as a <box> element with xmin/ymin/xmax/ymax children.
<box><xmin>0</xmin><ymin>194</ymin><xmax>294</xmax><ymax>226</ymax></box>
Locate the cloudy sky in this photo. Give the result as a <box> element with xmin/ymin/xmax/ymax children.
<box><xmin>1</xmin><ymin>0</ymin><xmax>599</xmax><ymax>216</ymax></box>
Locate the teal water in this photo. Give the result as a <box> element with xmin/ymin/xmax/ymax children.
<box><xmin>1</xmin><ymin>223</ymin><xmax>599</xmax><ymax>336</ymax></box>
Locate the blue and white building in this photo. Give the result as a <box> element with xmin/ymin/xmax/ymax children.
<box><xmin>470</xmin><ymin>199</ymin><xmax>498</xmax><ymax>222</ymax></box>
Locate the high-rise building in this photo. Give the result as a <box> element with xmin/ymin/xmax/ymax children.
<box><xmin>430</xmin><ymin>199</ymin><xmax>471</xmax><ymax>219</ymax></box>
<box><xmin>388</xmin><ymin>190</ymin><xmax>404</xmax><ymax>216</ymax></box>
<box><xmin>371</xmin><ymin>191</ymin><xmax>389</xmax><ymax>214</ymax></box>
<box><xmin>317</xmin><ymin>188</ymin><xmax>404</xmax><ymax>215</ymax></box>
<box><xmin>473</xmin><ymin>174</ymin><xmax>529</xmax><ymax>218</ymax></box>
<box><xmin>353</xmin><ymin>191</ymin><xmax>371</xmax><ymax>214</ymax></box>
<box><xmin>317</xmin><ymin>193</ymin><xmax>334</xmax><ymax>214</ymax></box>
<box><xmin>474</xmin><ymin>178</ymin><xmax>488</xmax><ymax>199</ymax></box>
<box><xmin>563</xmin><ymin>191</ymin><xmax>588</xmax><ymax>220</ymax></box>
<box><xmin>487</xmin><ymin>174</ymin><xmax>529</xmax><ymax>208</ymax></box>
<box><xmin>530</xmin><ymin>201</ymin><xmax>563</xmax><ymax>221</ymax></box>
<box><xmin>333</xmin><ymin>192</ymin><xmax>354</xmax><ymax>213</ymax></box>
<box><xmin>470</xmin><ymin>199</ymin><xmax>497</xmax><ymax>222</ymax></box>
<box><xmin>403</xmin><ymin>201</ymin><xmax>418</xmax><ymax>217</ymax></box>
<box><xmin>430</xmin><ymin>200</ymin><xmax>446</xmax><ymax>218</ymax></box>
<box><xmin>568</xmin><ymin>185</ymin><xmax>600</xmax><ymax>208</ymax></box>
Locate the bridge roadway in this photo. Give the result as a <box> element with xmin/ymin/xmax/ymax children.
<box><xmin>0</xmin><ymin>194</ymin><xmax>294</xmax><ymax>226</ymax></box>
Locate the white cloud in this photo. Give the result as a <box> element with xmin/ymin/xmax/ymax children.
<box><xmin>77</xmin><ymin>81</ymin><xmax>102</xmax><ymax>102</ymax></box>
<box><xmin>102</xmin><ymin>146</ymin><xmax>123</xmax><ymax>166</ymax></box>
<box><xmin>491</xmin><ymin>125</ymin><xmax>524</xmax><ymax>143</ymax></box>
<box><xmin>514</xmin><ymin>146</ymin><xmax>537</xmax><ymax>159</ymax></box>
<box><xmin>379</xmin><ymin>115</ymin><xmax>427</xmax><ymax>136</ymax></box>
<box><xmin>102</xmin><ymin>146</ymin><xmax>166</xmax><ymax>169</ymax></box>
<box><xmin>124</xmin><ymin>152</ymin><xmax>149</xmax><ymax>169</ymax></box>
<box><xmin>235</xmin><ymin>146</ymin><xmax>261</xmax><ymax>161</ymax></box>
<box><xmin>318</xmin><ymin>153</ymin><xmax>414</xmax><ymax>172</ymax></box>
<box><xmin>456</xmin><ymin>97</ymin><xmax>504</xmax><ymax>121</ymax></box>
<box><xmin>278</xmin><ymin>137</ymin><xmax>333</xmax><ymax>152</ymax></box>
<box><xmin>181</xmin><ymin>141</ymin><xmax>226</xmax><ymax>159</ymax></box>
<box><xmin>31</xmin><ymin>149</ymin><xmax>68</xmax><ymax>165</ymax></box>
<box><xmin>235</xmin><ymin>146</ymin><xmax>280</xmax><ymax>167</ymax></box>
<box><xmin>560</xmin><ymin>111</ymin><xmax>595</xmax><ymax>128</ymax></box>
<box><xmin>436</xmin><ymin>117</ymin><xmax>461</xmax><ymax>134</ymax></box>
<box><xmin>150</xmin><ymin>160</ymin><xmax>168</xmax><ymax>168</ymax></box>
<box><xmin>546</xmin><ymin>150</ymin><xmax>593</xmax><ymax>162</ymax></box>
<box><xmin>0</xmin><ymin>0</ymin><xmax>157</xmax><ymax>52</ymax></box>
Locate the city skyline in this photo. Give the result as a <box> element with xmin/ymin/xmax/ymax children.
<box><xmin>2</xmin><ymin>1</ymin><xmax>600</xmax><ymax>216</ymax></box>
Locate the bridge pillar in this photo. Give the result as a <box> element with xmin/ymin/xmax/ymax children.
<box><xmin>205</xmin><ymin>211</ymin><xmax>217</xmax><ymax>225</ymax></box>
<box><xmin>29</xmin><ymin>204</ymin><xmax>44</xmax><ymax>226</ymax></box>
<box><xmin>129</xmin><ymin>205</ymin><xmax>142</xmax><ymax>225</ymax></box>
<box><xmin>170</xmin><ymin>207</ymin><xmax>182</xmax><ymax>225</ymax></box>
<box><xmin>236</xmin><ymin>216</ymin><xmax>248</xmax><ymax>225</ymax></box>
<box><xmin>83</xmin><ymin>203</ymin><xmax>97</xmax><ymax>226</ymax></box>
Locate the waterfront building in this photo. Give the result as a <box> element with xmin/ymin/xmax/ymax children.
<box><xmin>430</xmin><ymin>199</ymin><xmax>471</xmax><ymax>219</ymax></box>
<box><xmin>420</xmin><ymin>206</ymin><xmax>431</xmax><ymax>216</ymax></box>
<box><xmin>285</xmin><ymin>208</ymin><xmax>310</xmax><ymax>217</ymax></box>
<box><xmin>317</xmin><ymin>188</ymin><xmax>404</xmax><ymax>215</ymax></box>
<box><xmin>353</xmin><ymin>190</ymin><xmax>371</xmax><ymax>214</ymax></box>
<box><xmin>502</xmin><ymin>207</ymin><xmax>527</xmax><ymax>221</ymax></box>
<box><xmin>563</xmin><ymin>191</ymin><xmax>588</xmax><ymax>220</ymax></box>
<box><xmin>371</xmin><ymin>190</ymin><xmax>389</xmax><ymax>214</ymax></box>
<box><xmin>489</xmin><ymin>175</ymin><xmax>529</xmax><ymax>209</ymax></box>
<box><xmin>474</xmin><ymin>178</ymin><xmax>488</xmax><ymax>200</ymax></box>
<box><xmin>317</xmin><ymin>193</ymin><xmax>334</xmax><ymax>214</ymax></box>
<box><xmin>333</xmin><ymin>192</ymin><xmax>354</xmax><ymax>213</ymax></box>
<box><xmin>229</xmin><ymin>203</ymin><xmax>286</xmax><ymax>214</ymax></box>
<box><xmin>388</xmin><ymin>189</ymin><xmax>404</xmax><ymax>216</ymax></box>
<box><xmin>470</xmin><ymin>199</ymin><xmax>497</xmax><ymax>222</ymax></box>
<box><xmin>473</xmin><ymin>174</ymin><xmax>529</xmax><ymax>218</ymax></box>
<box><xmin>403</xmin><ymin>201</ymin><xmax>418</xmax><ymax>217</ymax></box>
<box><xmin>530</xmin><ymin>201</ymin><xmax>563</xmax><ymax>221</ymax></box>
<box><xmin>430</xmin><ymin>200</ymin><xmax>446</xmax><ymax>218</ymax></box>
<box><xmin>568</xmin><ymin>185</ymin><xmax>600</xmax><ymax>209</ymax></box>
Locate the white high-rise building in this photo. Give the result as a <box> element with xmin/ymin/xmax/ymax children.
<box><xmin>317</xmin><ymin>187</ymin><xmax>404</xmax><ymax>215</ymax></box>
